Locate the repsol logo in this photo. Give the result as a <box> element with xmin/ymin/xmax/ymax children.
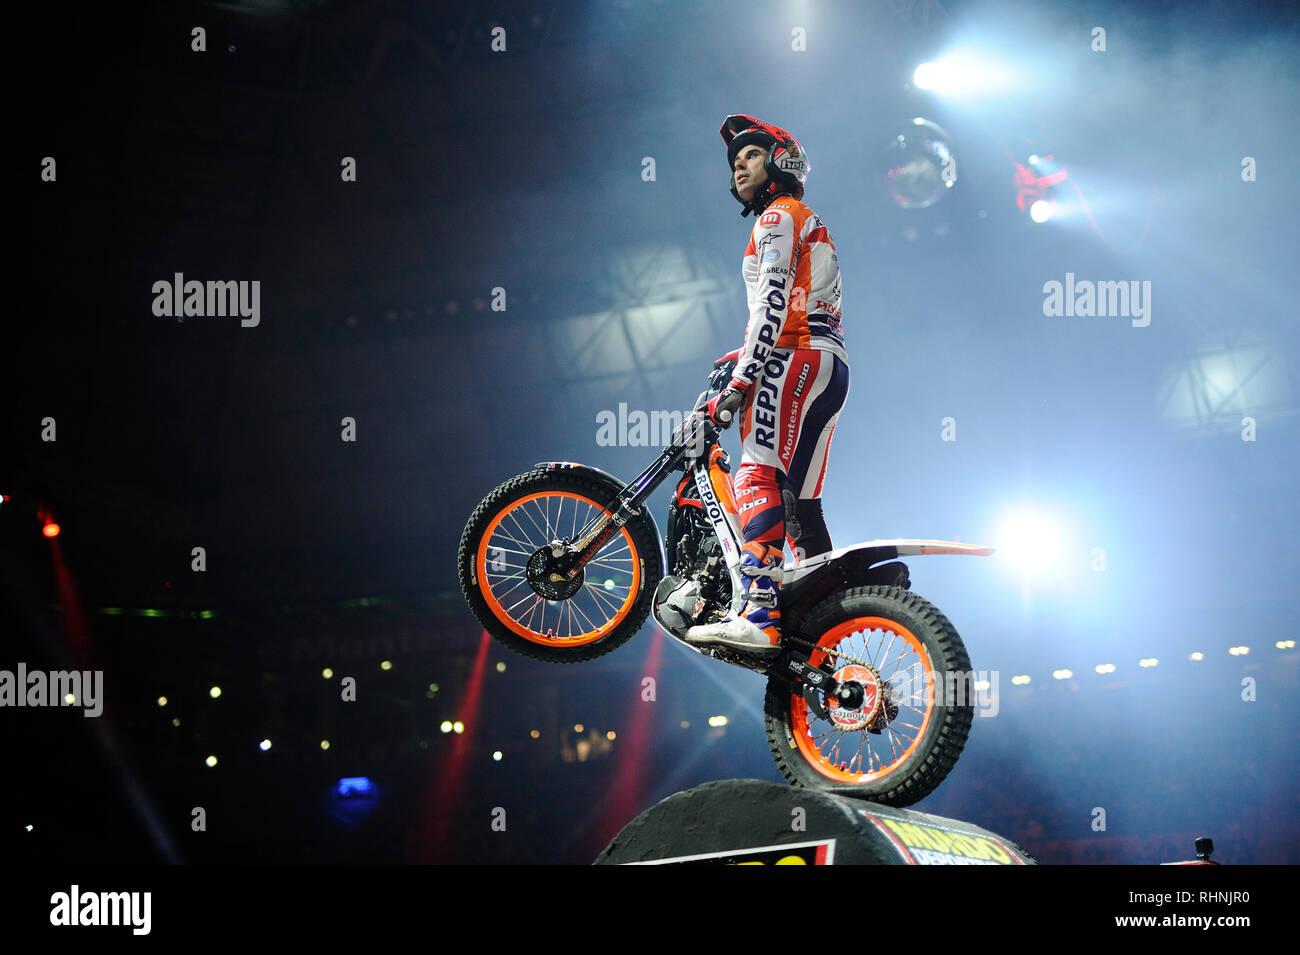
<box><xmin>740</xmin><ymin>278</ymin><xmax>788</xmax><ymax>383</ymax></box>
<box><xmin>695</xmin><ymin>473</ymin><xmax>725</xmax><ymax>525</ymax></box>
<box><xmin>753</xmin><ymin>350</ymin><xmax>790</xmax><ymax>450</ymax></box>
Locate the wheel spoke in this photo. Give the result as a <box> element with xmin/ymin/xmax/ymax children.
<box><xmin>583</xmin><ymin>582</ymin><xmax>625</xmax><ymax>615</ymax></box>
<box><xmin>517</xmin><ymin>500</ymin><xmax>553</xmax><ymax>546</ymax></box>
<box><xmin>492</xmin><ymin>575</ymin><xmax>532</xmax><ymax>600</ymax></box>
<box><xmin>790</xmin><ymin>618</ymin><xmax>942</xmax><ymax>782</ymax></box>
<box><xmin>585</xmin><ymin>556</ymin><xmax>634</xmax><ymax>570</ymax></box>
<box><xmin>505</xmin><ymin>508</ymin><xmax>546</xmax><ymax>551</ymax></box>
<box><xmin>569</xmin><ymin>598</ymin><xmax>601</xmax><ymax>635</ymax></box>
<box><xmin>518</xmin><ymin>594</ymin><xmax>539</xmax><ymax>630</ymax></box>
<box><xmin>489</xmin><ymin>529</ymin><xmax>538</xmax><ymax>553</ymax></box>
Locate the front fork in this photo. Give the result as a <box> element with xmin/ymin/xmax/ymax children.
<box><xmin>551</xmin><ymin>419</ymin><xmax>706</xmax><ymax>582</ymax></box>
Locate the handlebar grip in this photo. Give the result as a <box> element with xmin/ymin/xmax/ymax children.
<box><xmin>718</xmin><ymin>408</ymin><xmax>732</xmax><ymax>424</ymax></box>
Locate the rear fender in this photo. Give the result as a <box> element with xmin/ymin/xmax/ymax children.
<box><xmin>780</xmin><ymin>539</ymin><xmax>993</xmax><ymax>631</ymax></box>
<box><xmin>786</xmin><ymin>538</ymin><xmax>993</xmax><ymax>584</ymax></box>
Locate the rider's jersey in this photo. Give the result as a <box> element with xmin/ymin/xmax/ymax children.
<box><xmin>734</xmin><ymin>195</ymin><xmax>846</xmax><ymax>388</ymax></box>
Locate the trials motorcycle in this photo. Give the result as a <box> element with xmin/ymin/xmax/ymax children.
<box><xmin>457</xmin><ymin>359</ymin><xmax>993</xmax><ymax>806</ymax></box>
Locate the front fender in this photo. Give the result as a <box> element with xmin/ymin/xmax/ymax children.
<box><xmin>533</xmin><ymin>461</ymin><xmax>667</xmax><ymax>580</ymax></box>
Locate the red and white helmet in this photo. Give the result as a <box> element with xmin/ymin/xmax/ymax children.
<box><xmin>720</xmin><ymin>114</ymin><xmax>810</xmax><ymax>213</ymax></box>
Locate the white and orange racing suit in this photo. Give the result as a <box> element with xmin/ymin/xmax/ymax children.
<box><xmin>730</xmin><ymin>194</ymin><xmax>849</xmax><ymax>566</ymax></box>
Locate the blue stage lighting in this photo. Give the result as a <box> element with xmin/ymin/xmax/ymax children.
<box><xmin>336</xmin><ymin>776</ymin><xmax>374</xmax><ymax>798</ymax></box>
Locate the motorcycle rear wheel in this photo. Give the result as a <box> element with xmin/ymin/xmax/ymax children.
<box><xmin>458</xmin><ymin>469</ymin><xmax>661</xmax><ymax>663</ymax></box>
<box><xmin>764</xmin><ymin>585</ymin><xmax>974</xmax><ymax>806</ymax></box>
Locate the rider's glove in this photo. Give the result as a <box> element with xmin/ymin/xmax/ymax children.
<box><xmin>703</xmin><ymin>379</ymin><xmax>749</xmax><ymax>427</ymax></box>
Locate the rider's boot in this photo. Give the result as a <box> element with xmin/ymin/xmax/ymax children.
<box><xmin>686</xmin><ymin>542</ymin><xmax>783</xmax><ymax>655</ymax></box>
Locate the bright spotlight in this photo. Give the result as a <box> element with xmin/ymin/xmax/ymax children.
<box><xmin>910</xmin><ymin>50</ymin><xmax>1020</xmax><ymax>96</ymax></box>
<box><xmin>1029</xmin><ymin>200</ymin><xmax>1054</xmax><ymax>223</ymax></box>
<box><xmin>913</xmin><ymin>62</ymin><xmax>944</xmax><ymax>89</ymax></box>
<box><xmin>997</xmin><ymin>510</ymin><xmax>1064</xmax><ymax>574</ymax></box>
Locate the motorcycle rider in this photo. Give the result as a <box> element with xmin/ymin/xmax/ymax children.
<box><xmin>687</xmin><ymin>115</ymin><xmax>850</xmax><ymax>656</ymax></box>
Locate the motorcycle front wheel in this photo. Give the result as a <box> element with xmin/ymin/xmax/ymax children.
<box><xmin>458</xmin><ymin>469</ymin><xmax>661</xmax><ymax>663</ymax></box>
<box><xmin>765</xmin><ymin>585</ymin><xmax>974</xmax><ymax>806</ymax></box>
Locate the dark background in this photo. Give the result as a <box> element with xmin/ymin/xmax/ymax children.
<box><xmin>5</xmin><ymin>0</ymin><xmax>1297</xmax><ymax>864</ymax></box>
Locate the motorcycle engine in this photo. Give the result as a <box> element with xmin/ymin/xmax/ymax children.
<box><xmin>654</xmin><ymin>499</ymin><xmax>732</xmax><ymax>636</ymax></box>
<box><xmin>653</xmin><ymin>575</ymin><xmax>705</xmax><ymax>635</ymax></box>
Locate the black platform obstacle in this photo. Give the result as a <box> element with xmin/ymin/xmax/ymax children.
<box><xmin>596</xmin><ymin>779</ymin><xmax>1036</xmax><ymax>865</ymax></box>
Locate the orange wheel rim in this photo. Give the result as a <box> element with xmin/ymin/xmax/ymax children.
<box><xmin>475</xmin><ymin>491</ymin><xmax>641</xmax><ymax>647</ymax></box>
<box><xmin>790</xmin><ymin>616</ymin><xmax>935</xmax><ymax>783</ymax></box>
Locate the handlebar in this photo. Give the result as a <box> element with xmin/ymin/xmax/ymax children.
<box><xmin>672</xmin><ymin>358</ymin><xmax>740</xmax><ymax>454</ymax></box>
<box><xmin>709</xmin><ymin>359</ymin><xmax>736</xmax><ymax>391</ymax></box>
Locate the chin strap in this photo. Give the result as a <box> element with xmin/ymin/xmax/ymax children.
<box><xmin>740</xmin><ymin>187</ymin><xmax>793</xmax><ymax>218</ymax></box>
